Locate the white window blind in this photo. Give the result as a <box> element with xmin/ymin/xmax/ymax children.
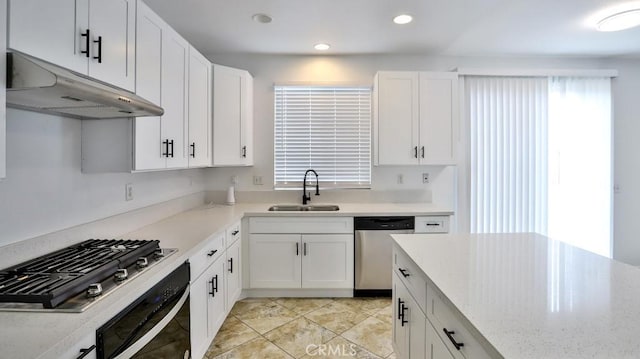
<box><xmin>274</xmin><ymin>85</ymin><xmax>371</xmax><ymax>189</ymax></box>
<box><xmin>466</xmin><ymin>76</ymin><xmax>549</xmax><ymax>234</ymax></box>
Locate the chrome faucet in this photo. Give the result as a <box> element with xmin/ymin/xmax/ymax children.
<box><xmin>302</xmin><ymin>169</ymin><xmax>319</xmax><ymax>205</ymax></box>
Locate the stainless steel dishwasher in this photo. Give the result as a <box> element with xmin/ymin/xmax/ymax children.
<box><xmin>354</xmin><ymin>216</ymin><xmax>414</xmax><ymax>297</ymax></box>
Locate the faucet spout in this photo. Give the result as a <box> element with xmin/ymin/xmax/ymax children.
<box><xmin>302</xmin><ymin>169</ymin><xmax>319</xmax><ymax>205</ymax></box>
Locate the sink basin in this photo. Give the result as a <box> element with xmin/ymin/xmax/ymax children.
<box><xmin>268</xmin><ymin>204</ymin><xmax>340</xmax><ymax>212</ymax></box>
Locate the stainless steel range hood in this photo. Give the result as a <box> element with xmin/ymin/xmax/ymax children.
<box><xmin>6</xmin><ymin>52</ymin><xmax>163</xmax><ymax>119</ymax></box>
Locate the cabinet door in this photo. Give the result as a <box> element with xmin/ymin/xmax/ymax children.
<box><xmin>419</xmin><ymin>73</ymin><xmax>457</xmax><ymax>164</ymax></box>
<box><xmin>408</xmin><ymin>293</ymin><xmax>426</xmax><ymax>359</ymax></box>
<box><xmin>375</xmin><ymin>72</ymin><xmax>420</xmax><ymax>165</ymax></box>
<box><xmin>161</xmin><ymin>29</ymin><xmax>189</xmax><ymax>169</ymax></box>
<box><xmin>133</xmin><ymin>1</ymin><xmax>164</xmax><ymax>170</ymax></box>
<box><xmin>392</xmin><ymin>273</ymin><xmax>409</xmax><ymax>358</ymax></box>
<box><xmin>188</xmin><ymin>47</ymin><xmax>212</xmax><ymax>168</ymax></box>
<box><xmin>301</xmin><ymin>234</ymin><xmax>354</xmax><ymax>289</ymax></box>
<box><xmin>427</xmin><ymin>320</ymin><xmax>455</xmax><ymax>359</ymax></box>
<box><xmin>87</xmin><ymin>0</ymin><xmax>135</xmax><ymax>91</ymax></box>
<box><xmin>8</xmin><ymin>0</ymin><xmax>88</xmax><ymax>74</ymax></box>
<box><xmin>240</xmin><ymin>71</ymin><xmax>254</xmax><ymax>165</ymax></box>
<box><xmin>226</xmin><ymin>239</ymin><xmax>242</xmax><ymax>309</ymax></box>
<box><xmin>207</xmin><ymin>257</ymin><xmax>227</xmax><ymax>340</ymax></box>
<box><xmin>212</xmin><ymin>64</ymin><xmax>243</xmax><ymax>166</ymax></box>
<box><xmin>249</xmin><ymin>234</ymin><xmax>301</xmax><ymax>288</ymax></box>
<box><xmin>190</xmin><ymin>273</ymin><xmax>210</xmax><ymax>359</ymax></box>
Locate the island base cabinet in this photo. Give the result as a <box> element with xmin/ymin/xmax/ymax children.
<box><xmin>426</xmin><ymin>320</ymin><xmax>456</xmax><ymax>359</ymax></box>
<box><xmin>393</xmin><ymin>271</ymin><xmax>427</xmax><ymax>359</ymax></box>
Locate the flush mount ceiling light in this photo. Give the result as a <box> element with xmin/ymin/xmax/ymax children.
<box><xmin>393</xmin><ymin>14</ymin><xmax>413</xmax><ymax>25</ymax></box>
<box><xmin>314</xmin><ymin>43</ymin><xmax>330</xmax><ymax>51</ymax></box>
<box><xmin>596</xmin><ymin>8</ymin><xmax>640</xmax><ymax>31</ymax></box>
<box><xmin>252</xmin><ymin>13</ymin><xmax>272</xmax><ymax>24</ymax></box>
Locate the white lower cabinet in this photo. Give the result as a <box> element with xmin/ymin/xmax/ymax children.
<box><xmin>248</xmin><ymin>217</ymin><xmax>354</xmax><ymax>290</ymax></box>
<box><xmin>60</xmin><ymin>332</ymin><xmax>97</xmax><ymax>359</ymax></box>
<box><xmin>226</xmin><ymin>238</ymin><xmax>242</xmax><ymax>306</ymax></box>
<box><xmin>191</xmin><ymin>254</ymin><xmax>226</xmax><ymax>359</ymax></box>
<box><xmin>427</xmin><ymin>319</ymin><xmax>455</xmax><ymax>359</ymax></box>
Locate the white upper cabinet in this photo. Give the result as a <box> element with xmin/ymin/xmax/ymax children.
<box><xmin>374</xmin><ymin>71</ymin><xmax>457</xmax><ymax>165</ymax></box>
<box><xmin>8</xmin><ymin>0</ymin><xmax>136</xmax><ymax>92</ymax></box>
<box><xmin>212</xmin><ymin>64</ymin><xmax>254</xmax><ymax>166</ymax></box>
<box><xmin>188</xmin><ymin>47</ymin><xmax>212</xmax><ymax>168</ymax></box>
<box><xmin>161</xmin><ymin>28</ymin><xmax>189</xmax><ymax>169</ymax></box>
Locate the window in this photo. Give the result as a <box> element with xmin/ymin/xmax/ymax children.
<box><xmin>274</xmin><ymin>85</ymin><xmax>371</xmax><ymax>189</ymax></box>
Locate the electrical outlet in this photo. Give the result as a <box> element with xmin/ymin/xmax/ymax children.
<box><xmin>397</xmin><ymin>174</ymin><xmax>404</xmax><ymax>184</ymax></box>
<box><xmin>125</xmin><ymin>183</ymin><xmax>134</xmax><ymax>201</ymax></box>
<box><xmin>253</xmin><ymin>175</ymin><xmax>263</xmax><ymax>185</ymax></box>
<box><xmin>422</xmin><ymin>173</ymin><xmax>430</xmax><ymax>184</ymax></box>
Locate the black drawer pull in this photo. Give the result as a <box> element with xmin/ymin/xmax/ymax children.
<box><xmin>426</xmin><ymin>223</ymin><xmax>441</xmax><ymax>226</ymax></box>
<box><xmin>162</xmin><ymin>139</ymin><xmax>170</xmax><ymax>157</ymax></box>
<box><xmin>242</xmin><ymin>145</ymin><xmax>247</xmax><ymax>158</ymax></box>
<box><xmin>232</xmin><ymin>230</ymin><xmax>239</xmax><ymax>236</ymax></box>
<box><xmin>76</xmin><ymin>345</ymin><xmax>96</xmax><ymax>359</ymax></box>
<box><xmin>228</xmin><ymin>257</ymin><xmax>233</xmax><ymax>273</ymax></box>
<box><xmin>209</xmin><ymin>275</ymin><xmax>219</xmax><ymax>296</ymax></box>
<box><xmin>397</xmin><ymin>298</ymin><xmax>404</xmax><ymax>320</ymax></box>
<box><xmin>443</xmin><ymin>328</ymin><xmax>464</xmax><ymax>350</ymax></box>
<box><xmin>296</xmin><ymin>242</ymin><xmax>299</xmax><ymax>256</ymax></box>
<box><xmin>421</xmin><ymin>146</ymin><xmax>425</xmax><ymax>158</ymax></box>
<box><xmin>413</xmin><ymin>146</ymin><xmax>418</xmax><ymax>158</ymax></box>
<box><xmin>190</xmin><ymin>142</ymin><xmax>196</xmax><ymax>158</ymax></box>
<box><xmin>93</xmin><ymin>35</ymin><xmax>102</xmax><ymax>63</ymax></box>
<box><xmin>207</xmin><ymin>249</ymin><xmax>218</xmax><ymax>257</ymax></box>
<box><xmin>398</xmin><ymin>268</ymin><xmax>410</xmax><ymax>278</ymax></box>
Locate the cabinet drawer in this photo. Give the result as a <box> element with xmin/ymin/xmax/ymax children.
<box><xmin>249</xmin><ymin>217</ymin><xmax>353</xmax><ymax>234</ymax></box>
<box><xmin>415</xmin><ymin>216</ymin><xmax>450</xmax><ymax>233</ymax></box>
<box><xmin>393</xmin><ymin>246</ymin><xmax>427</xmax><ymax>314</ymax></box>
<box><xmin>226</xmin><ymin>220</ymin><xmax>242</xmax><ymax>247</ymax></box>
<box><xmin>190</xmin><ymin>232</ymin><xmax>225</xmax><ymax>280</ymax></box>
<box><xmin>427</xmin><ymin>282</ymin><xmax>492</xmax><ymax>359</ymax></box>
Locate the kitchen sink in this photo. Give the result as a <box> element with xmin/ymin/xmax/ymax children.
<box><xmin>268</xmin><ymin>204</ymin><xmax>340</xmax><ymax>212</ymax></box>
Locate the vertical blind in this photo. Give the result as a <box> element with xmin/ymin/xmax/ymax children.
<box><xmin>466</xmin><ymin>77</ymin><xmax>549</xmax><ymax>233</ymax></box>
<box><xmin>274</xmin><ymin>85</ymin><xmax>371</xmax><ymax>188</ymax></box>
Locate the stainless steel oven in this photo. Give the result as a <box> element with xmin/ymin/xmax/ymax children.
<box><xmin>96</xmin><ymin>262</ymin><xmax>190</xmax><ymax>359</ymax></box>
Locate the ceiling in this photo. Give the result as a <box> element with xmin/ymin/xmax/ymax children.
<box><xmin>144</xmin><ymin>0</ymin><xmax>640</xmax><ymax>57</ymax></box>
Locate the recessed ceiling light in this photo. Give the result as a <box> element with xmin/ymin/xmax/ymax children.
<box><xmin>252</xmin><ymin>13</ymin><xmax>272</xmax><ymax>24</ymax></box>
<box><xmin>314</xmin><ymin>43</ymin><xmax>330</xmax><ymax>51</ymax></box>
<box><xmin>597</xmin><ymin>8</ymin><xmax>640</xmax><ymax>31</ymax></box>
<box><xmin>393</xmin><ymin>14</ymin><xmax>413</xmax><ymax>25</ymax></box>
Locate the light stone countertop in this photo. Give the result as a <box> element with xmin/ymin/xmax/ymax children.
<box><xmin>393</xmin><ymin>232</ymin><xmax>640</xmax><ymax>359</ymax></box>
<box><xmin>0</xmin><ymin>201</ymin><xmax>452</xmax><ymax>359</ymax></box>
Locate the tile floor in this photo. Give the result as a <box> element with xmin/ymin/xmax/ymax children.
<box><xmin>205</xmin><ymin>297</ymin><xmax>396</xmax><ymax>359</ymax></box>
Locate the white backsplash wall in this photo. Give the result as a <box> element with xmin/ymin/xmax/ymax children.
<box><xmin>0</xmin><ymin>108</ymin><xmax>207</xmax><ymax>248</ymax></box>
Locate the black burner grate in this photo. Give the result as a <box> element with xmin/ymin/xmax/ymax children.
<box><xmin>0</xmin><ymin>239</ymin><xmax>159</xmax><ymax>308</ymax></box>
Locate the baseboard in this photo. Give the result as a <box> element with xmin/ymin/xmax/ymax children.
<box><xmin>241</xmin><ymin>288</ymin><xmax>354</xmax><ymax>298</ymax></box>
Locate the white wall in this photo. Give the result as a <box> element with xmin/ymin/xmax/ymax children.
<box><xmin>204</xmin><ymin>53</ymin><xmax>640</xmax><ymax>264</ymax></box>
<box><xmin>607</xmin><ymin>58</ymin><xmax>640</xmax><ymax>265</ymax></box>
<box><xmin>0</xmin><ymin>108</ymin><xmax>206</xmax><ymax>247</ymax></box>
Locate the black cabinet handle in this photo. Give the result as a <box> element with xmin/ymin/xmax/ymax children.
<box><xmin>414</xmin><ymin>146</ymin><xmax>418</xmax><ymax>158</ymax></box>
<box><xmin>81</xmin><ymin>29</ymin><xmax>90</xmax><ymax>58</ymax></box>
<box><xmin>190</xmin><ymin>142</ymin><xmax>196</xmax><ymax>158</ymax></box>
<box><xmin>162</xmin><ymin>139</ymin><xmax>169</xmax><ymax>158</ymax></box>
<box><xmin>93</xmin><ymin>36</ymin><xmax>102</xmax><ymax>63</ymax></box>
<box><xmin>421</xmin><ymin>146</ymin><xmax>425</xmax><ymax>158</ymax></box>
<box><xmin>169</xmin><ymin>140</ymin><xmax>175</xmax><ymax>158</ymax></box>
<box><xmin>232</xmin><ymin>230</ymin><xmax>239</xmax><ymax>236</ymax></box>
<box><xmin>76</xmin><ymin>345</ymin><xmax>96</xmax><ymax>359</ymax></box>
<box><xmin>400</xmin><ymin>303</ymin><xmax>408</xmax><ymax>326</ymax></box>
<box><xmin>296</xmin><ymin>242</ymin><xmax>299</xmax><ymax>256</ymax></box>
<box><xmin>303</xmin><ymin>242</ymin><xmax>307</xmax><ymax>256</ymax></box>
<box><xmin>228</xmin><ymin>258</ymin><xmax>233</xmax><ymax>273</ymax></box>
<box><xmin>399</xmin><ymin>268</ymin><xmax>410</xmax><ymax>278</ymax></box>
<box><xmin>207</xmin><ymin>249</ymin><xmax>218</xmax><ymax>257</ymax></box>
<box><xmin>209</xmin><ymin>275</ymin><xmax>219</xmax><ymax>297</ymax></box>
<box><xmin>242</xmin><ymin>145</ymin><xmax>247</xmax><ymax>158</ymax></box>
<box><xmin>443</xmin><ymin>328</ymin><xmax>464</xmax><ymax>350</ymax></box>
<box><xmin>397</xmin><ymin>298</ymin><xmax>404</xmax><ymax>320</ymax></box>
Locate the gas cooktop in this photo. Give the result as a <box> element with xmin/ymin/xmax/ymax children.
<box><xmin>0</xmin><ymin>239</ymin><xmax>176</xmax><ymax>312</ymax></box>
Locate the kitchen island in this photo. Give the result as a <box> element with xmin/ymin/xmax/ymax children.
<box><xmin>391</xmin><ymin>233</ymin><xmax>640</xmax><ymax>358</ymax></box>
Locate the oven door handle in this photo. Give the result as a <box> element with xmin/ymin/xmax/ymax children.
<box><xmin>113</xmin><ymin>286</ymin><xmax>190</xmax><ymax>359</ymax></box>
